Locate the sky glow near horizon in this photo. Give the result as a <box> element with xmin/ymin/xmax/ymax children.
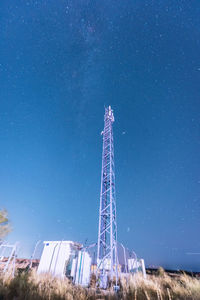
<box><xmin>0</xmin><ymin>0</ymin><xmax>200</xmax><ymax>271</ymax></box>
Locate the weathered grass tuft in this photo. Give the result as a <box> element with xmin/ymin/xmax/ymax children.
<box><xmin>0</xmin><ymin>269</ymin><xmax>199</xmax><ymax>299</ymax></box>
<box><xmin>120</xmin><ymin>271</ymin><xmax>200</xmax><ymax>299</ymax></box>
<box><xmin>0</xmin><ymin>270</ymin><xmax>91</xmax><ymax>300</ymax></box>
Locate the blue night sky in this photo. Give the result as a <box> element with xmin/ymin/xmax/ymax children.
<box><xmin>1</xmin><ymin>0</ymin><xmax>200</xmax><ymax>271</ymax></box>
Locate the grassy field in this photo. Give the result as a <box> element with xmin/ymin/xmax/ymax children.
<box><xmin>0</xmin><ymin>269</ymin><xmax>199</xmax><ymax>299</ymax></box>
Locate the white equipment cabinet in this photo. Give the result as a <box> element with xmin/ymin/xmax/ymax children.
<box><xmin>128</xmin><ymin>258</ymin><xmax>146</xmax><ymax>278</ymax></box>
<box><xmin>37</xmin><ymin>241</ymin><xmax>79</xmax><ymax>278</ymax></box>
<box><xmin>74</xmin><ymin>251</ymin><xmax>92</xmax><ymax>286</ymax></box>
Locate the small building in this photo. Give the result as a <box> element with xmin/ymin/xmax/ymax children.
<box><xmin>37</xmin><ymin>241</ymin><xmax>92</xmax><ymax>286</ymax></box>
<box><xmin>37</xmin><ymin>241</ymin><xmax>81</xmax><ymax>278</ymax></box>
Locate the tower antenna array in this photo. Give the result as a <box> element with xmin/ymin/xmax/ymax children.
<box><xmin>97</xmin><ymin>106</ymin><xmax>118</xmax><ymax>282</ymax></box>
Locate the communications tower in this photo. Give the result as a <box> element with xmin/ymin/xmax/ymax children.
<box><xmin>97</xmin><ymin>106</ymin><xmax>118</xmax><ymax>282</ymax></box>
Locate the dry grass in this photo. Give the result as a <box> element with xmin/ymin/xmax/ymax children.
<box><xmin>0</xmin><ymin>271</ymin><xmax>91</xmax><ymax>300</ymax></box>
<box><xmin>0</xmin><ymin>269</ymin><xmax>199</xmax><ymax>299</ymax></box>
<box><xmin>120</xmin><ymin>272</ymin><xmax>200</xmax><ymax>299</ymax></box>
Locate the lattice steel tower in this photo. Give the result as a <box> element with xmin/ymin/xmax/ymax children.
<box><xmin>97</xmin><ymin>106</ymin><xmax>118</xmax><ymax>280</ymax></box>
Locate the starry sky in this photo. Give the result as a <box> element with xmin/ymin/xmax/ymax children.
<box><xmin>1</xmin><ymin>0</ymin><xmax>200</xmax><ymax>271</ymax></box>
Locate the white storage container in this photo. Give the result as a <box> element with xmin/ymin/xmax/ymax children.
<box><xmin>37</xmin><ymin>241</ymin><xmax>79</xmax><ymax>278</ymax></box>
